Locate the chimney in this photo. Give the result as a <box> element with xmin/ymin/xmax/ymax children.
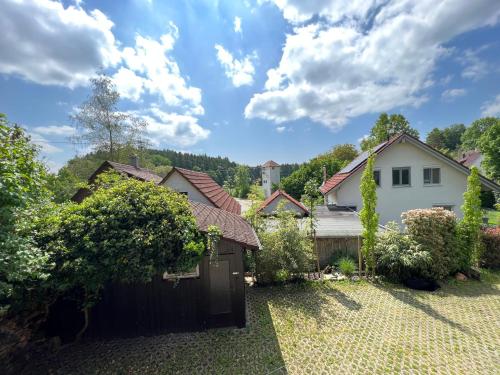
<box><xmin>322</xmin><ymin>165</ymin><xmax>327</xmax><ymax>185</ymax></box>
<box><xmin>130</xmin><ymin>155</ymin><xmax>139</xmax><ymax>168</ymax></box>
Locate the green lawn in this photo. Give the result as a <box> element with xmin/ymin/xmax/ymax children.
<box><xmin>484</xmin><ymin>209</ymin><xmax>499</xmax><ymax>226</ymax></box>
<box><xmin>24</xmin><ymin>272</ymin><xmax>500</xmax><ymax>374</ymax></box>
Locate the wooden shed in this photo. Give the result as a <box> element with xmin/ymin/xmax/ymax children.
<box><xmin>47</xmin><ymin>202</ymin><xmax>260</xmax><ymax>339</ymax></box>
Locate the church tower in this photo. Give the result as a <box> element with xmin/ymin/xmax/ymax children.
<box><xmin>261</xmin><ymin>160</ymin><xmax>280</xmax><ymax>198</ymax></box>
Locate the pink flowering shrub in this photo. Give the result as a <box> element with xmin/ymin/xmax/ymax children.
<box><xmin>402</xmin><ymin>208</ymin><xmax>460</xmax><ymax>280</ymax></box>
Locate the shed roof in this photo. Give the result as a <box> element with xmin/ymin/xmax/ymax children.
<box><xmin>162</xmin><ymin>167</ymin><xmax>241</xmax><ymax>215</ymax></box>
<box><xmin>105</xmin><ymin>161</ymin><xmax>163</xmax><ymax>183</ymax></box>
<box><xmin>190</xmin><ymin>201</ymin><xmax>260</xmax><ymax>249</ymax></box>
<box><xmin>309</xmin><ymin>205</ymin><xmax>364</xmax><ymax>238</ymax></box>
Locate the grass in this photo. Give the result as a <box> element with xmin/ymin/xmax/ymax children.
<box><xmin>484</xmin><ymin>209</ymin><xmax>499</xmax><ymax>226</ymax></box>
<box><xmin>25</xmin><ymin>271</ymin><xmax>500</xmax><ymax>374</ymax></box>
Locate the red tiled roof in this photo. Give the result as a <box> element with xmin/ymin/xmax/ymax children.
<box><xmin>319</xmin><ymin>173</ymin><xmax>351</xmax><ymax>194</ymax></box>
<box><xmin>162</xmin><ymin>167</ymin><xmax>241</xmax><ymax>215</ymax></box>
<box><xmin>257</xmin><ymin>189</ymin><xmax>309</xmax><ymax>214</ymax></box>
<box><xmin>262</xmin><ymin>160</ymin><xmax>280</xmax><ymax>167</ymax></box>
<box><xmin>106</xmin><ymin>161</ymin><xmax>162</xmax><ymax>183</ymax></box>
<box><xmin>190</xmin><ymin>201</ymin><xmax>259</xmax><ymax>249</ymax></box>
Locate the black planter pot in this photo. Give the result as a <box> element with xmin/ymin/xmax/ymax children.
<box><xmin>404</xmin><ymin>277</ymin><xmax>440</xmax><ymax>291</ymax></box>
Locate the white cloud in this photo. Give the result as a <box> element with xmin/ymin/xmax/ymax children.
<box><xmin>234</xmin><ymin>16</ymin><xmax>242</xmax><ymax>33</ymax></box>
<box><xmin>357</xmin><ymin>134</ymin><xmax>369</xmax><ymax>145</ymax></box>
<box><xmin>0</xmin><ymin>0</ymin><xmax>121</xmax><ymax>88</ymax></box>
<box><xmin>215</xmin><ymin>45</ymin><xmax>257</xmax><ymax>87</ymax></box>
<box><xmin>441</xmin><ymin>88</ymin><xmax>466</xmax><ymax>102</ymax></box>
<box><xmin>139</xmin><ymin>107</ymin><xmax>210</xmax><ymax>147</ymax></box>
<box><xmin>28</xmin><ymin>133</ymin><xmax>63</xmax><ymax>154</ymax></box>
<box><xmin>247</xmin><ymin>0</ymin><xmax>500</xmax><ymax>129</ymax></box>
<box><xmin>276</xmin><ymin>126</ymin><xmax>286</xmax><ymax>133</ymax></box>
<box><xmin>32</xmin><ymin>125</ymin><xmax>76</xmax><ymax>137</ymax></box>
<box><xmin>121</xmin><ymin>25</ymin><xmax>204</xmax><ymax>115</ymax></box>
<box><xmin>481</xmin><ymin>94</ymin><xmax>500</xmax><ymax>117</ymax></box>
<box><xmin>460</xmin><ymin>47</ymin><xmax>489</xmax><ymax>80</ymax></box>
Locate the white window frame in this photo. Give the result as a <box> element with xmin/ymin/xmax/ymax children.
<box><xmin>163</xmin><ymin>265</ymin><xmax>200</xmax><ymax>280</ymax></box>
<box><xmin>423</xmin><ymin>167</ymin><xmax>441</xmax><ymax>186</ymax></box>
<box><xmin>392</xmin><ymin>167</ymin><xmax>411</xmax><ymax>187</ymax></box>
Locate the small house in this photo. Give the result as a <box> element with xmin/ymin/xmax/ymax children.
<box><xmin>258</xmin><ymin>189</ymin><xmax>309</xmax><ymax>217</ymax></box>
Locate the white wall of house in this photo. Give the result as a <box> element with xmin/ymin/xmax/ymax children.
<box><xmin>162</xmin><ymin>170</ymin><xmax>213</xmax><ymax>206</ymax></box>
<box><xmin>261</xmin><ymin>195</ymin><xmax>307</xmax><ymax>216</ymax></box>
<box><xmin>325</xmin><ymin>141</ymin><xmax>468</xmax><ymax>225</ymax></box>
<box><xmin>262</xmin><ymin>166</ymin><xmax>280</xmax><ymax>198</ymax></box>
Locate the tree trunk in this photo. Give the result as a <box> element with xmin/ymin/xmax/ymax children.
<box><xmin>75</xmin><ymin>307</ymin><xmax>89</xmax><ymax>342</ymax></box>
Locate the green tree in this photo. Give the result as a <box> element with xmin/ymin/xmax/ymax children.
<box><xmin>36</xmin><ymin>172</ymin><xmax>205</xmax><ymax>338</ymax></box>
<box><xmin>302</xmin><ymin>179</ymin><xmax>322</xmax><ymax>273</ymax></box>
<box><xmin>0</xmin><ymin>114</ymin><xmax>51</xmax><ymax>313</ymax></box>
<box><xmin>255</xmin><ymin>202</ymin><xmax>314</xmax><ymax>284</ymax></box>
<box><xmin>72</xmin><ymin>75</ymin><xmax>148</xmax><ymax>160</ymax></box>
<box><xmin>478</xmin><ymin>120</ymin><xmax>500</xmax><ymax>181</ymax></box>
<box><xmin>426</xmin><ymin>128</ymin><xmax>446</xmax><ymax>150</ymax></box>
<box><xmin>244</xmin><ymin>182</ymin><xmax>266</xmax><ymax>233</ymax></box>
<box><xmin>234</xmin><ymin>165</ymin><xmax>251</xmax><ymax>198</ymax></box>
<box><xmin>281</xmin><ymin>144</ymin><xmax>357</xmax><ymax>199</ymax></box>
<box><xmin>459</xmin><ymin>167</ymin><xmax>483</xmax><ymax>268</ymax></box>
<box><xmin>359</xmin><ymin>153</ymin><xmax>379</xmax><ymax>277</ymax></box>
<box><xmin>442</xmin><ymin>124</ymin><xmax>466</xmax><ymax>151</ymax></box>
<box><xmin>461</xmin><ymin>117</ymin><xmax>498</xmax><ymax>151</ymax></box>
<box><xmin>361</xmin><ymin>113</ymin><xmax>419</xmax><ymax>151</ymax></box>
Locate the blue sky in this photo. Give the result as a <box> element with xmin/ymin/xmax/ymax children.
<box><xmin>1</xmin><ymin>0</ymin><xmax>499</xmax><ymax>171</ymax></box>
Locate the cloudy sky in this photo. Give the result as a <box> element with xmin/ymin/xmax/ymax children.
<box><xmin>1</xmin><ymin>0</ymin><xmax>500</xmax><ymax>171</ymax></box>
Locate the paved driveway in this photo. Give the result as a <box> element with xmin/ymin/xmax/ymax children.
<box><xmin>23</xmin><ymin>272</ymin><xmax>500</xmax><ymax>374</ymax></box>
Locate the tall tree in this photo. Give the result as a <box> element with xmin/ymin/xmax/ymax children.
<box><xmin>281</xmin><ymin>144</ymin><xmax>357</xmax><ymax>199</ymax></box>
<box><xmin>478</xmin><ymin>119</ymin><xmax>500</xmax><ymax>181</ymax></box>
<box><xmin>359</xmin><ymin>153</ymin><xmax>379</xmax><ymax>277</ymax></box>
<box><xmin>72</xmin><ymin>75</ymin><xmax>148</xmax><ymax>160</ymax></box>
<box><xmin>234</xmin><ymin>165</ymin><xmax>251</xmax><ymax>198</ymax></box>
<box><xmin>426</xmin><ymin>128</ymin><xmax>446</xmax><ymax>150</ymax></box>
<box><xmin>442</xmin><ymin>124</ymin><xmax>466</xmax><ymax>151</ymax></box>
<box><xmin>361</xmin><ymin>113</ymin><xmax>419</xmax><ymax>151</ymax></box>
<box><xmin>461</xmin><ymin>117</ymin><xmax>498</xmax><ymax>151</ymax></box>
<box><xmin>459</xmin><ymin>167</ymin><xmax>483</xmax><ymax>268</ymax></box>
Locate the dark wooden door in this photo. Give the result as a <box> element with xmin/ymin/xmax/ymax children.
<box><xmin>209</xmin><ymin>260</ymin><xmax>232</xmax><ymax>315</ymax></box>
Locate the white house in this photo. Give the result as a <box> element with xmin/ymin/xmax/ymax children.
<box><xmin>320</xmin><ymin>133</ymin><xmax>499</xmax><ymax>225</ymax></box>
<box><xmin>161</xmin><ymin>167</ymin><xmax>241</xmax><ymax>215</ymax></box>
<box><xmin>257</xmin><ymin>189</ymin><xmax>309</xmax><ymax>217</ymax></box>
<box><xmin>261</xmin><ymin>160</ymin><xmax>280</xmax><ymax>198</ymax></box>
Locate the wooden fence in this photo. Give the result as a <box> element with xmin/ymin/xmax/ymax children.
<box><xmin>316</xmin><ymin>237</ymin><xmax>361</xmax><ymax>269</ymax></box>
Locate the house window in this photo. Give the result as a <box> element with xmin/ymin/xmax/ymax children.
<box><xmin>423</xmin><ymin>167</ymin><xmax>440</xmax><ymax>185</ymax></box>
<box><xmin>392</xmin><ymin>167</ymin><xmax>411</xmax><ymax>187</ymax></box>
<box><xmin>373</xmin><ymin>170</ymin><xmax>381</xmax><ymax>187</ymax></box>
<box><xmin>179</xmin><ymin>191</ymin><xmax>188</xmax><ymax>196</ymax></box>
<box><xmin>433</xmin><ymin>204</ymin><xmax>453</xmax><ymax>211</ymax></box>
<box><xmin>163</xmin><ymin>265</ymin><xmax>199</xmax><ymax>280</ymax></box>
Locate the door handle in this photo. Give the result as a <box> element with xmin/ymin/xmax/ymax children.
<box><xmin>232</xmin><ymin>272</ymin><xmax>239</xmax><ymax>275</ymax></box>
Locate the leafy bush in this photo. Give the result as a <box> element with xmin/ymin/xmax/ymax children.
<box><xmin>480</xmin><ymin>227</ymin><xmax>500</xmax><ymax>269</ymax></box>
<box><xmin>374</xmin><ymin>223</ymin><xmax>431</xmax><ymax>282</ymax></box>
<box><xmin>402</xmin><ymin>208</ymin><xmax>459</xmax><ymax>280</ymax></box>
<box><xmin>0</xmin><ymin>116</ymin><xmax>51</xmax><ymax>314</ymax></box>
<box><xmin>338</xmin><ymin>257</ymin><xmax>356</xmax><ymax>278</ymax></box>
<box><xmin>255</xmin><ymin>203</ymin><xmax>314</xmax><ymax>284</ymax></box>
<box><xmin>34</xmin><ymin>172</ymin><xmax>205</xmax><ymax>336</ymax></box>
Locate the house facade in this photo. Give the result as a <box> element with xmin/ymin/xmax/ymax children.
<box><xmin>161</xmin><ymin>167</ymin><xmax>241</xmax><ymax>215</ymax></box>
<box><xmin>258</xmin><ymin>189</ymin><xmax>309</xmax><ymax>217</ymax></box>
<box><xmin>321</xmin><ymin>134</ymin><xmax>499</xmax><ymax>225</ymax></box>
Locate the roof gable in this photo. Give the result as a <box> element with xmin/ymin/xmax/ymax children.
<box><xmin>162</xmin><ymin>167</ymin><xmax>241</xmax><ymax>215</ymax></box>
<box><xmin>258</xmin><ymin>189</ymin><xmax>309</xmax><ymax>215</ymax></box>
<box><xmin>320</xmin><ymin>133</ymin><xmax>499</xmax><ymax>194</ymax></box>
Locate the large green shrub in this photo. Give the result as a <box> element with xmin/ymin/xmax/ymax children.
<box><xmin>338</xmin><ymin>257</ymin><xmax>356</xmax><ymax>278</ymax></box>
<box><xmin>480</xmin><ymin>227</ymin><xmax>500</xmax><ymax>269</ymax></box>
<box><xmin>374</xmin><ymin>223</ymin><xmax>431</xmax><ymax>282</ymax></box>
<box><xmin>255</xmin><ymin>203</ymin><xmax>314</xmax><ymax>284</ymax></box>
<box><xmin>0</xmin><ymin>116</ymin><xmax>51</xmax><ymax>314</ymax></box>
<box><xmin>34</xmin><ymin>172</ymin><xmax>205</xmax><ymax>336</ymax></box>
<box><xmin>402</xmin><ymin>208</ymin><xmax>459</xmax><ymax>280</ymax></box>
